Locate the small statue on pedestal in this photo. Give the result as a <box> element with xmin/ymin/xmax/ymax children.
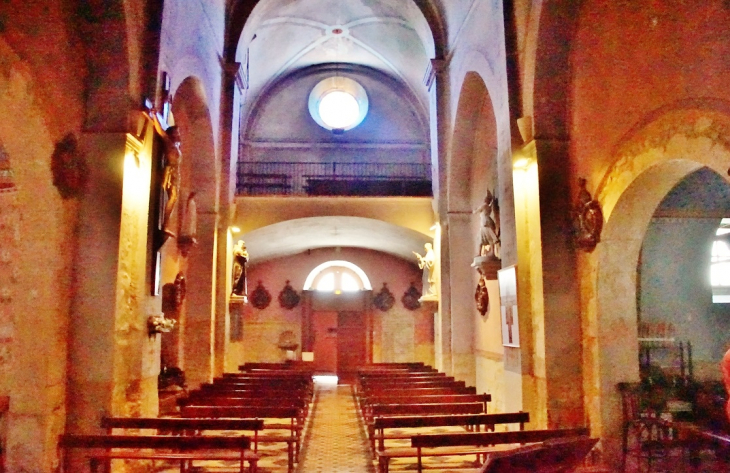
<box><xmin>473</xmin><ymin>191</ymin><xmax>500</xmax><ymax>260</ymax></box>
<box><xmin>414</xmin><ymin>242</ymin><xmax>437</xmax><ymax>298</ymax></box>
<box><xmin>231</xmin><ymin>240</ymin><xmax>249</xmax><ymax>301</ymax></box>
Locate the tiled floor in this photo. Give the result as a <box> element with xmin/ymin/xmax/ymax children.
<box><xmin>296</xmin><ymin>381</ymin><xmax>375</xmax><ymax>472</ymax></box>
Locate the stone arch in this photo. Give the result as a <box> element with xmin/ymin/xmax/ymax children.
<box><xmin>448</xmin><ymin>71</ymin><xmax>498</xmax><ymax>213</ymax></box>
<box><xmin>589</xmin><ymin>109</ymin><xmax>730</xmax><ymax>464</ymax></box>
<box><xmin>172</xmin><ymin>76</ymin><xmax>217</xmax><ymax>214</ymax></box>
<box><xmin>160</xmin><ymin>76</ymin><xmax>219</xmax><ymax>385</ymax></box>
<box><xmin>442</xmin><ymin>70</ymin><xmax>499</xmax><ymax>388</ymax></box>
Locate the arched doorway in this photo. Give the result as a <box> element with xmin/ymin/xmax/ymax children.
<box><xmin>302</xmin><ymin>261</ymin><xmax>373</xmax><ymax>382</ymax></box>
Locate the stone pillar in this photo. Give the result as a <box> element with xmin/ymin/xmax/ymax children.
<box><xmin>184</xmin><ymin>211</ymin><xmax>217</xmax><ymax>387</ymax></box>
<box><xmin>428</xmin><ymin>59</ymin><xmax>452</xmax><ymax>374</ymax></box>
<box><xmin>534</xmin><ymin>138</ymin><xmax>584</xmax><ymax>427</ymax></box>
<box><xmin>215</xmin><ymin>63</ymin><xmax>242</xmax><ymax>375</ymax></box>
<box><xmin>66</xmin><ymin>133</ymin><xmax>125</xmax><ymax>437</ymax></box>
<box><xmin>447</xmin><ymin>213</ymin><xmax>476</xmax><ymax>385</ymax></box>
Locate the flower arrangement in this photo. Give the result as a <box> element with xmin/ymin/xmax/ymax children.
<box><xmin>148</xmin><ymin>313</ymin><xmax>176</xmax><ymax>335</ymax></box>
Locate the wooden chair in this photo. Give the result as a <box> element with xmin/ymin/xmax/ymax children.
<box><xmin>618</xmin><ymin>382</ymin><xmax>690</xmax><ymax>472</ymax></box>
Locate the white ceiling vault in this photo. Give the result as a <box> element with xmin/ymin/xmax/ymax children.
<box><xmin>237</xmin><ymin>0</ymin><xmax>436</xmax><ymax>114</ymax></box>
<box><xmin>234</xmin><ymin>0</ymin><xmax>440</xmax><ymax>264</ymax></box>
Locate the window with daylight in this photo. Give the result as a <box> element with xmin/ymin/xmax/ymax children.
<box><xmin>711</xmin><ymin>218</ymin><xmax>730</xmax><ymax>303</ymax></box>
<box><xmin>303</xmin><ymin>260</ymin><xmax>372</xmax><ymax>294</ymax></box>
<box><xmin>308</xmin><ymin>77</ymin><xmax>368</xmax><ymax>132</ymax></box>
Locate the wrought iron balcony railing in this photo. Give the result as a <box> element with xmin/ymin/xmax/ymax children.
<box><xmin>236</xmin><ymin>161</ymin><xmax>432</xmax><ymax>197</ymax></box>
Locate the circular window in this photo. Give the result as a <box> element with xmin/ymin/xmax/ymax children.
<box><xmin>309</xmin><ymin>77</ymin><xmax>368</xmax><ymax>132</ymax></box>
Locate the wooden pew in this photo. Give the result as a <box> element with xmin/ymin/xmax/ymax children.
<box><xmin>377</xmin><ymin>427</ymin><xmax>590</xmax><ymax>473</ymax></box>
<box><xmin>370</xmin><ymin>402</ymin><xmax>485</xmax><ymax>417</ymax></box>
<box><xmin>479</xmin><ymin>435</ymin><xmax>599</xmax><ymax>473</ymax></box>
<box><xmin>361</xmin><ymin>379</ymin><xmax>466</xmax><ymax>390</ymax></box>
<box><xmin>372</xmin><ymin>411</ymin><xmax>529</xmax><ymax>453</ymax></box>
<box><xmin>59</xmin><ymin>434</ymin><xmax>255</xmax><ymax>473</ymax></box>
<box><xmin>100</xmin><ymin>417</ymin><xmax>264</xmax><ymax>452</ymax></box>
<box><xmin>180</xmin><ymin>405</ymin><xmax>303</xmax><ymax>472</ymax></box>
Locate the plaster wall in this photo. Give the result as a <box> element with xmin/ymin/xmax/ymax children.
<box><xmin>244</xmin><ymin>69</ymin><xmax>427</xmax><ymax>155</ymax></box>
<box><xmin>571</xmin><ymin>0</ymin><xmax>730</xmax><ymax>184</ymax></box>
<box><xmin>232</xmin><ymin>247</ymin><xmax>433</xmax><ymax>367</ymax></box>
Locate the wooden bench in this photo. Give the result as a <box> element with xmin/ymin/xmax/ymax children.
<box><xmin>361</xmin><ymin>386</ymin><xmax>477</xmax><ymax>398</ymax></box>
<box><xmin>239</xmin><ymin>361</ymin><xmax>314</xmax><ymax>372</ymax></box>
<box><xmin>100</xmin><ymin>417</ymin><xmax>264</xmax><ymax>452</ymax></box>
<box><xmin>371</xmin><ymin>411</ymin><xmax>529</xmax><ymax>453</ymax></box>
<box><xmin>376</xmin><ymin>427</ymin><xmax>590</xmax><ymax>473</ymax></box>
<box><xmin>180</xmin><ymin>405</ymin><xmax>303</xmax><ymax>472</ymax></box>
<box><xmin>59</xmin><ymin>434</ymin><xmax>255</xmax><ymax>473</ymax></box>
<box><xmin>479</xmin><ymin>435</ymin><xmax>599</xmax><ymax>473</ymax></box>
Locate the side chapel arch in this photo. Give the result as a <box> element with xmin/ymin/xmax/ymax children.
<box><xmin>589</xmin><ymin>108</ymin><xmax>730</xmax><ymax>462</ymax></box>
<box><xmin>443</xmin><ymin>70</ymin><xmax>499</xmax><ymax>388</ymax></box>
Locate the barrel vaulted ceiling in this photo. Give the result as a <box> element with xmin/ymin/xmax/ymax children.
<box><xmin>232</xmin><ymin>0</ymin><xmax>477</xmax><ymax>262</ymax></box>
<box><xmin>237</xmin><ymin>0</ymin><xmax>436</xmax><ymax>115</ymax></box>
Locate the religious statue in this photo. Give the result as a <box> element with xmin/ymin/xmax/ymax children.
<box><xmin>414</xmin><ymin>242</ymin><xmax>436</xmax><ymax>297</ymax></box>
<box><xmin>148</xmin><ymin>104</ymin><xmax>181</xmax><ymax>238</ymax></box>
<box><xmin>177</xmin><ymin>192</ymin><xmax>198</xmax><ymax>256</ymax></box>
<box><xmin>473</xmin><ymin>191</ymin><xmax>501</xmax><ymax>260</ymax></box>
<box><xmin>571</xmin><ymin>178</ymin><xmax>603</xmax><ymax>252</ymax></box>
<box><xmin>231</xmin><ymin>240</ymin><xmax>249</xmax><ymax>298</ymax></box>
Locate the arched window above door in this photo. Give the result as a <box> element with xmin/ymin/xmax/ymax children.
<box><xmin>303</xmin><ymin>260</ymin><xmax>372</xmax><ymax>293</ymax></box>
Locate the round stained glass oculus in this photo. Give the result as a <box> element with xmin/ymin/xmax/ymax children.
<box><xmin>309</xmin><ymin>76</ymin><xmax>368</xmax><ymax>131</ymax></box>
<box><xmin>318</xmin><ymin>91</ymin><xmax>360</xmax><ymax>129</ymax></box>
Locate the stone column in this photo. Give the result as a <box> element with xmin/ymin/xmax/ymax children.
<box><xmin>534</xmin><ymin>138</ymin><xmax>584</xmax><ymax>427</ymax></box>
<box><xmin>447</xmin><ymin>213</ymin><xmax>476</xmax><ymax>385</ymax></box>
<box><xmin>66</xmin><ymin>133</ymin><xmax>125</xmax><ymax>436</ymax></box>
<box><xmin>213</xmin><ymin>63</ymin><xmax>242</xmax><ymax>375</ymax></box>
<box><xmin>428</xmin><ymin>59</ymin><xmax>452</xmax><ymax>374</ymax></box>
<box><xmin>184</xmin><ymin>211</ymin><xmax>218</xmax><ymax>387</ymax></box>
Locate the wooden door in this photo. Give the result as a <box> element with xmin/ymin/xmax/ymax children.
<box><xmin>312</xmin><ymin>311</ymin><xmax>338</xmax><ymax>374</ymax></box>
<box><xmin>337</xmin><ymin>311</ymin><xmax>367</xmax><ymax>382</ymax></box>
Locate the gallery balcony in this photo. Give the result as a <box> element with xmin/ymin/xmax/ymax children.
<box><xmin>235</xmin><ymin>161</ymin><xmax>432</xmax><ymax>197</ymax></box>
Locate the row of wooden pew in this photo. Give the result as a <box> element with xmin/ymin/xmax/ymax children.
<box><xmin>355</xmin><ymin>362</ymin><xmax>596</xmax><ymax>473</ymax></box>
<box><xmin>59</xmin><ymin>361</ymin><xmax>313</xmax><ymax>472</ymax></box>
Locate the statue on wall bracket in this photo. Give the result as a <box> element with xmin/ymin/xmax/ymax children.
<box><xmin>571</xmin><ymin>178</ymin><xmax>604</xmax><ymax>252</ymax></box>
<box><xmin>413</xmin><ymin>242</ymin><xmax>438</xmax><ymax>302</ymax></box>
<box><xmin>471</xmin><ymin>190</ymin><xmax>501</xmax><ymax>315</ymax></box>
<box><xmin>146</xmin><ymin>72</ymin><xmax>180</xmax><ymax>251</ymax></box>
<box><xmin>231</xmin><ymin>240</ymin><xmax>249</xmax><ymax>303</ymax></box>
<box><xmin>473</xmin><ymin>190</ymin><xmax>501</xmax><ymax>260</ymax></box>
